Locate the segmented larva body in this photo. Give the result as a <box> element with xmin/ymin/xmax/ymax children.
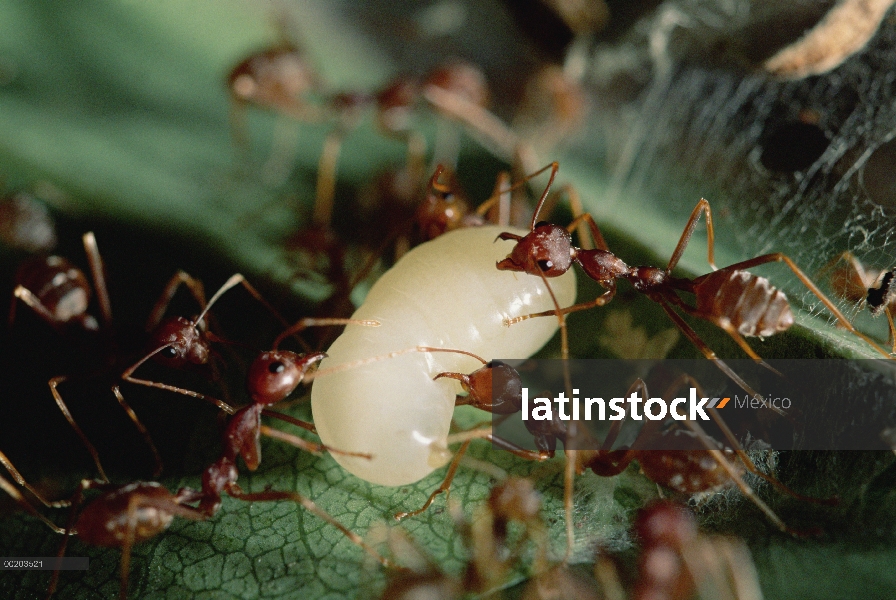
<box><xmin>310</xmin><ymin>226</ymin><xmax>576</xmax><ymax>486</ymax></box>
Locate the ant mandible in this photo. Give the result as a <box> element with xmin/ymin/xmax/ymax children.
<box><xmin>496</xmin><ymin>162</ymin><xmax>895</xmax><ymax>365</ymax></box>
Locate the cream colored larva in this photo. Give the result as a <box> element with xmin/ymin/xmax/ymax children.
<box><xmin>310</xmin><ymin>226</ymin><xmax>576</xmax><ymax>486</ymax></box>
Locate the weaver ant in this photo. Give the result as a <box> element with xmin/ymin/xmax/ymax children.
<box><xmin>1</xmin><ymin>432</ymin><xmax>389</xmax><ymax>600</ymax></box>
<box><xmin>496</xmin><ymin>162</ymin><xmax>895</xmax><ymax>370</ymax></box>
<box><xmin>818</xmin><ymin>251</ymin><xmax>896</xmax><ymax>353</ymax></box>
<box><xmin>9</xmin><ymin>230</ymin><xmax>308</xmax><ymax>479</ymax></box>
<box><xmin>600</xmin><ymin>500</ymin><xmax>764</xmax><ymax>600</ymax></box>
<box><xmin>309</xmin><ymin>225</ymin><xmax>576</xmax><ymax>487</ymax></box>
<box><xmin>477</xmin><ymin>370</ymin><xmax>836</xmax><ymax>537</ymax></box>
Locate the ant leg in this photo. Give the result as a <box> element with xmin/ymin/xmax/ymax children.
<box><xmin>705</xmin><ymin>406</ymin><xmax>838</xmax><ymax>506</ymax></box>
<box><xmin>816</xmin><ymin>251</ymin><xmax>870</xmax><ymax>301</ymax></box>
<box><xmin>422</xmin><ymin>83</ymin><xmax>522</xmax><ymax>164</ymax></box>
<box><xmin>312</xmin><ymin>126</ymin><xmax>346</xmax><ymax>228</ymax></box>
<box><xmin>394</xmin><ymin>440</ymin><xmax>472</xmax><ymax>521</ymax></box>
<box><xmin>9</xmin><ymin>286</ymin><xmax>64</xmax><ymax>332</ymax></box>
<box><xmin>655</xmin><ymin>301</ymin><xmax>781</xmax><ymax>416</ymax></box>
<box><xmin>262</xmin><ymin>116</ymin><xmax>302</xmax><ymax>186</ymax></box>
<box><xmin>504</xmin><ymin>282</ymin><xmax>616</xmax><ymax>326</ymax></box>
<box><xmin>110</xmin><ymin>386</ymin><xmax>163</xmax><ymax>478</ymax></box>
<box><xmin>258</xmin><ymin>424</ymin><xmax>372</xmax><ymax>459</ymax></box>
<box><xmin>82</xmin><ymin>232</ymin><xmax>112</xmax><ymax>330</ymax></box>
<box><xmin>49</xmin><ymin>376</ymin><xmax>109</xmax><ymax>482</ymax></box>
<box><xmin>47</xmin><ymin>478</ymin><xmax>108</xmax><ymax>598</ymax></box>
<box><xmin>0</xmin><ymin>450</ymin><xmax>69</xmax><ymax>508</ymax></box>
<box><xmin>667</xmin><ymin>198</ymin><xmax>716</xmax><ymax>272</ymax></box>
<box><xmin>120</xmin><ymin>345</ymin><xmax>235</xmax><ymax>414</ymax></box>
<box><xmin>272</xmin><ymin>317</ymin><xmax>379</xmax><ymax>349</ymax></box>
<box><xmin>441</xmin><ymin>427</ymin><xmax>552</xmax><ymax>461</ymax></box>
<box><xmin>680</xmin><ymin>418</ymin><xmax>794</xmax><ymax>535</ymax></box>
<box><xmin>144</xmin><ymin>271</ymin><xmax>207</xmax><ymax>332</ymax></box>
<box><xmin>119</xmin><ymin>492</ymin><xmax>207</xmax><ymax>600</ymax></box>
<box><xmin>0</xmin><ymin>474</ymin><xmax>66</xmax><ymax>533</ymax></box>
<box><xmin>261</xmin><ymin>409</ymin><xmax>316</xmax><ymax>433</ymax></box>
<box><xmin>672</xmin><ymin>300</ymin><xmax>767</xmax><ymax>364</ymax></box>
<box><xmin>225</xmin><ymin>485</ymin><xmax>397</xmax><ymax>568</ymax></box>
<box><xmin>473</xmin><ymin>171</ymin><xmax>512</xmax><ymax>226</ymax></box>
<box><xmin>711</xmin><ymin>252</ymin><xmax>892</xmax><ymax>358</ymax></box>
<box><xmin>886</xmin><ymin>307</ymin><xmax>896</xmax><ymax>354</ymax></box>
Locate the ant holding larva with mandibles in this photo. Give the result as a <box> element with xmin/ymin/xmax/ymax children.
<box><xmin>124</xmin><ymin>315</ymin><xmax>384</xmax><ymax>467</ymax></box>
<box><xmin>495</xmin><ymin>162</ymin><xmax>896</xmax><ymax>365</ymax></box>
<box><xmin>818</xmin><ymin>251</ymin><xmax>896</xmax><ymax>353</ymax></box>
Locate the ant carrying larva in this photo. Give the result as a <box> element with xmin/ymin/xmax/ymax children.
<box><xmin>308</xmin><ymin>223</ymin><xmax>575</xmax><ymax>487</ymax></box>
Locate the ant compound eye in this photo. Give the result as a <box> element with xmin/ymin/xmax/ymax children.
<box><xmin>537</xmin><ymin>260</ymin><xmax>553</xmax><ymax>272</ymax></box>
<box><xmin>268</xmin><ymin>361</ymin><xmax>286</xmax><ymax>374</ymax></box>
<box><xmin>161</xmin><ymin>346</ymin><xmax>178</xmax><ymax>359</ymax></box>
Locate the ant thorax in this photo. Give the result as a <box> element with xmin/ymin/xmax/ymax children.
<box><xmin>310</xmin><ymin>226</ymin><xmax>576</xmax><ymax>486</ymax></box>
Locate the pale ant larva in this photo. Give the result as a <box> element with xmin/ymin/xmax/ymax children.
<box><xmin>309</xmin><ymin>221</ymin><xmax>576</xmax><ymax>487</ymax></box>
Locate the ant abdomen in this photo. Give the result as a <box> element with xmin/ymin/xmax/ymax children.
<box><xmin>636</xmin><ymin>444</ymin><xmax>739</xmax><ymax>495</ymax></box>
<box><xmin>14</xmin><ymin>255</ymin><xmax>97</xmax><ymax>329</ymax></box>
<box><xmin>74</xmin><ymin>482</ymin><xmax>176</xmax><ymax>547</ymax></box>
<box><xmin>693</xmin><ymin>270</ymin><xmax>794</xmax><ymax>337</ymax></box>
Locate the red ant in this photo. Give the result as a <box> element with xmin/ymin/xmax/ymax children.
<box><xmin>818</xmin><ymin>251</ymin><xmax>896</xmax><ymax>353</ymax></box>
<box><xmin>2</xmin><ymin>441</ymin><xmax>390</xmax><ymax>600</ymax></box>
<box><xmin>124</xmin><ymin>316</ymin><xmax>381</xmax><ymax>473</ymax></box>
<box><xmin>9</xmin><ymin>231</ymin><xmax>309</xmax><ymax>480</ymax></box>
<box><xmin>8</xmin><ymin>232</ymin><xmax>159</xmax><ymax>480</ymax></box>
<box><xmin>611</xmin><ymin>500</ymin><xmax>764</xmax><ymax>600</ymax></box>
<box><xmin>495</xmin><ymin>163</ymin><xmax>894</xmax><ymax>368</ymax></box>
<box><xmin>497</xmin><ymin>372</ymin><xmax>835</xmax><ymax>538</ymax></box>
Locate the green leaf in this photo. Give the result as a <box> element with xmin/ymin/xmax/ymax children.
<box><xmin>1</xmin><ymin>1</ymin><xmax>895</xmax><ymax>599</ymax></box>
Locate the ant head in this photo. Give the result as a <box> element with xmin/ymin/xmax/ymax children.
<box><xmin>416</xmin><ymin>167</ymin><xmax>471</xmax><ymax>240</ymax></box>
<box><xmin>425</xmin><ymin>61</ymin><xmax>488</xmax><ymax>108</ymax></box>
<box><xmin>496</xmin><ymin>223</ymin><xmax>573</xmax><ymax>277</ymax></box>
<box><xmin>375</xmin><ymin>75</ymin><xmax>420</xmax><ymax>134</ymax></box>
<box><xmin>228</xmin><ymin>45</ymin><xmax>317</xmax><ymax>111</ymax></box>
<box><xmin>149</xmin><ymin>316</ymin><xmax>209</xmax><ymax>368</ymax></box>
<box><xmin>468</xmin><ymin>361</ymin><xmax>523</xmax><ymax>414</ymax></box>
<box><xmin>247</xmin><ymin>350</ymin><xmax>326</xmax><ymax>405</ymax></box>
<box><xmin>634</xmin><ymin>501</ymin><xmax>697</xmax><ymax>548</ymax></box>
